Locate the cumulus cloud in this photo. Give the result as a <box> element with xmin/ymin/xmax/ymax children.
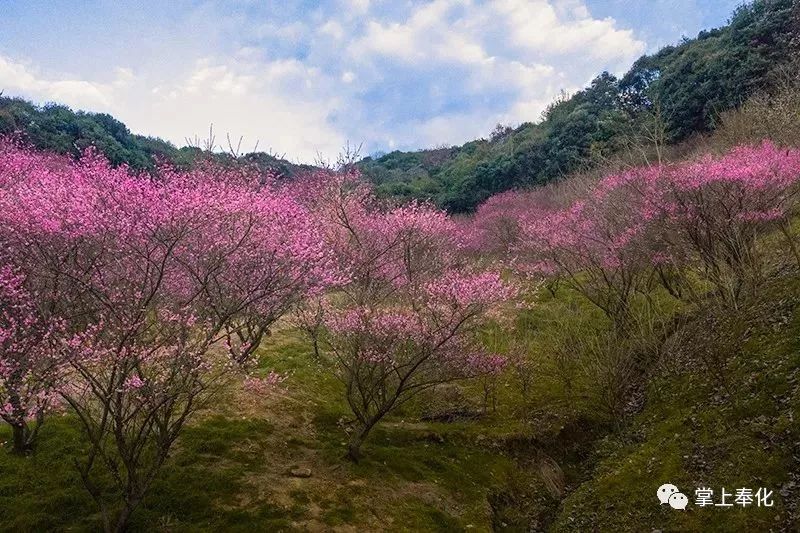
<box><xmin>0</xmin><ymin>55</ymin><xmax>132</xmax><ymax>111</ymax></box>
<box><xmin>0</xmin><ymin>0</ymin><xmax>648</xmax><ymax>161</ymax></box>
<box><xmin>0</xmin><ymin>53</ymin><xmax>346</xmax><ymax>161</ymax></box>
<box><xmin>338</xmin><ymin>0</ymin><xmax>644</xmax><ymax>149</ymax></box>
<box><xmin>130</xmin><ymin>56</ymin><xmax>347</xmax><ymax>161</ymax></box>
<box><xmin>495</xmin><ymin>0</ymin><xmax>644</xmax><ymax>59</ymax></box>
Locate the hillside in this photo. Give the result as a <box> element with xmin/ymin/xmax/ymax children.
<box><xmin>1</xmin><ymin>1</ymin><xmax>800</xmax><ymax>532</ymax></box>
<box><xmin>2</xmin><ymin>263</ymin><xmax>797</xmax><ymax>531</ymax></box>
<box><xmin>0</xmin><ymin>98</ymin><xmax>312</xmax><ymax>177</ymax></box>
<box><xmin>360</xmin><ymin>0</ymin><xmax>799</xmax><ymax>211</ymax></box>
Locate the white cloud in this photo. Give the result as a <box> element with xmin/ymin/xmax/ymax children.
<box><xmin>415</xmin><ymin>112</ymin><xmax>499</xmax><ymax>147</ymax></box>
<box><xmin>0</xmin><ymin>55</ymin><xmax>132</xmax><ymax>111</ymax></box>
<box><xmin>349</xmin><ymin>0</ymin><xmax>643</xmax><ymax>67</ymax></box>
<box><xmin>0</xmin><ymin>0</ymin><xmax>650</xmax><ymax>159</ymax></box>
<box><xmin>320</xmin><ymin>20</ymin><xmax>345</xmax><ymax>40</ymax></box>
<box><xmin>0</xmin><ymin>53</ymin><xmax>346</xmax><ymax>162</ymax></box>
<box><xmin>340</xmin><ymin>0</ymin><xmax>645</xmax><ymax>142</ymax></box>
<box><xmin>249</xmin><ymin>20</ymin><xmax>308</xmax><ymax>43</ymax></box>
<box><xmin>495</xmin><ymin>0</ymin><xmax>644</xmax><ymax>61</ymax></box>
<box><xmin>129</xmin><ymin>57</ymin><xmax>346</xmax><ymax>161</ymax></box>
<box><xmin>350</xmin><ymin>1</ymin><xmax>483</xmax><ymax>64</ymax></box>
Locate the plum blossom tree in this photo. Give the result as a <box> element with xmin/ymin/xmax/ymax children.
<box><xmin>461</xmin><ymin>187</ymin><xmax>559</xmax><ymax>258</ymax></box>
<box><xmin>505</xmin><ymin>141</ymin><xmax>800</xmax><ymax>324</ymax></box>
<box><xmin>164</xmin><ymin>162</ymin><xmax>338</xmax><ymax>364</ymax></box>
<box><xmin>0</xmin><ymin>142</ymin><xmax>336</xmax><ymax>531</ymax></box>
<box><xmin>294</xmin><ymin>172</ymin><xmax>515</xmax><ymax>461</ymax></box>
<box><xmin>516</xmin><ymin>174</ymin><xmax>657</xmax><ymax>331</ymax></box>
<box><xmin>649</xmin><ymin>142</ymin><xmax>800</xmax><ymax>304</ymax></box>
<box><xmin>325</xmin><ymin>271</ymin><xmax>513</xmax><ymax>461</ymax></box>
<box><xmin>0</xmin><ymin>264</ymin><xmax>63</xmax><ymax>453</ymax></box>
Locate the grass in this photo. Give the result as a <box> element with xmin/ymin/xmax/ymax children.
<box><xmin>549</xmin><ymin>275</ymin><xmax>800</xmax><ymax>532</ymax></box>
<box><xmin>1</xmin><ymin>273</ymin><xmax>799</xmax><ymax>531</ymax></box>
<box><xmin>0</xmin><ymin>327</ymin><xmax>518</xmax><ymax>532</ymax></box>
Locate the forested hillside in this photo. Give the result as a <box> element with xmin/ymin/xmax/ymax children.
<box><xmin>360</xmin><ymin>0</ymin><xmax>799</xmax><ymax>211</ymax></box>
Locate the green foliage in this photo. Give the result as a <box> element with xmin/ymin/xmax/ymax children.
<box><xmin>359</xmin><ymin>0</ymin><xmax>799</xmax><ymax>212</ymax></box>
<box><xmin>0</xmin><ymin>96</ymin><xmax>311</xmax><ymax>177</ymax></box>
<box><xmin>0</xmin><ymin>97</ymin><xmax>176</xmax><ymax>169</ymax></box>
<box><xmin>621</xmin><ymin>0</ymin><xmax>797</xmax><ymax>140</ymax></box>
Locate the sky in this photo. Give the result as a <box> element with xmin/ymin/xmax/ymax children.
<box><xmin>0</xmin><ymin>0</ymin><xmax>743</xmax><ymax>162</ymax></box>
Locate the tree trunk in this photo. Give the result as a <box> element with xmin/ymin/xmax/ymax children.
<box><xmin>347</xmin><ymin>432</ymin><xmax>365</xmax><ymax>463</ymax></box>
<box><xmin>346</xmin><ymin>423</ymin><xmax>375</xmax><ymax>463</ymax></box>
<box><xmin>11</xmin><ymin>422</ymin><xmax>29</xmax><ymax>454</ymax></box>
<box><xmin>111</xmin><ymin>493</ymin><xmax>144</xmax><ymax>533</ymax></box>
<box><xmin>112</xmin><ymin>505</ymin><xmax>133</xmax><ymax>533</ymax></box>
<box><xmin>311</xmin><ymin>336</ymin><xmax>320</xmax><ymax>360</ymax></box>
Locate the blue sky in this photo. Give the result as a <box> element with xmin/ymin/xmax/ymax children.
<box><xmin>0</xmin><ymin>0</ymin><xmax>742</xmax><ymax>161</ymax></box>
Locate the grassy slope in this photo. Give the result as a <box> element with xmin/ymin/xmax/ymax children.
<box><xmin>551</xmin><ymin>275</ymin><xmax>800</xmax><ymax>531</ymax></box>
<box><xmin>1</xmin><ymin>276</ymin><xmax>798</xmax><ymax>531</ymax></box>
<box><xmin>0</xmin><ymin>331</ymin><xmax>519</xmax><ymax>532</ymax></box>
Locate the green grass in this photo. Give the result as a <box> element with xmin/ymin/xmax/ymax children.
<box><xmin>1</xmin><ymin>272</ymin><xmax>799</xmax><ymax>531</ymax></box>
<box><xmin>549</xmin><ymin>276</ymin><xmax>800</xmax><ymax>532</ymax></box>
<box><xmin>0</xmin><ymin>328</ymin><xmax>517</xmax><ymax>532</ymax></box>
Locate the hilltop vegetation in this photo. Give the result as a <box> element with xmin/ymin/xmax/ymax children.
<box><xmin>360</xmin><ymin>0</ymin><xmax>799</xmax><ymax>211</ymax></box>
<box><xmin>0</xmin><ymin>99</ymin><xmax>311</xmax><ymax>177</ymax></box>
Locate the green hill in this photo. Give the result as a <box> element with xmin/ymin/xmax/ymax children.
<box><xmin>0</xmin><ymin>97</ymin><xmax>312</xmax><ymax>177</ymax></box>
<box><xmin>360</xmin><ymin>0</ymin><xmax>799</xmax><ymax>211</ymax></box>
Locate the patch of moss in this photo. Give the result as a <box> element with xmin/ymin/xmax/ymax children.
<box><xmin>549</xmin><ymin>276</ymin><xmax>800</xmax><ymax>532</ymax></box>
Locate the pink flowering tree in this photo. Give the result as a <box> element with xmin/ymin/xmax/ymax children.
<box><xmin>648</xmin><ymin>142</ymin><xmax>800</xmax><ymax>304</ymax></box>
<box><xmin>462</xmin><ymin>186</ymin><xmax>563</xmax><ymax>258</ymax></box>
<box><xmin>0</xmin><ymin>264</ymin><xmax>63</xmax><ymax>453</ymax></box>
<box><xmin>516</xmin><ymin>174</ymin><xmax>657</xmax><ymax>331</ymax></box>
<box><xmin>463</xmin><ymin>184</ymin><xmax>574</xmax><ymax>297</ymax></box>
<box><xmin>295</xmin><ymin>173</ymin><xmax>514</xmax><ymax>461</ymax></box>
<box><xmin>461</xmin><ymin>190</ymin><xmax>528</xmax><ymax>258</ymax></box>
<box><xmin>326</xmin><ymin>272</ymin><xmax>513</xmax><ymax>461</ymax></box>
<box><xmin>507</xmin><ymin>142</ymin><xmax>800</xmax><ymax>323</ymax></box>
<box><xmin>0</xmin><ymin>143</ymin><xmax>334</xmax><ymax>531</ymax></box>
<box><xmin>164</xmin><ymin>163</ymin><xmax>339</xmax><ymax>365</ymax></box>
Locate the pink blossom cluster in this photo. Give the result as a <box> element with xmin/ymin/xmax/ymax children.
<box><xmin>457</xmin><ymin>187</ymin><xmax>558</xmax><ymax>256</ymax></box>
<box><xmin>423</xmin><ymin>271</ymin><xmax>516</xmax><ymax>309</ymax></box>
<box><xmin>303</xmin><ymin>170</ymin><xmax>515</xmax><ymax>387</ymax></box>
<box><xmin>0</xmin><ymin>140</ymin><xmax>344</xmax><ymax>444</ymax></box>
<box><xmin>286</xmin><ymin>169</ymin><xmax>458</xmax><ymax>293</ymax></box>
<box><xmin>327</xmin><ymin>308</ymin><xmax>422</xmax><ymax>339</ymax></box>
<box><xmin>462</xmin><ymin>353</ymin><xmax>508</xmax><ymax>376</ymax></box>
<box><xmin>466</xmin><ymin>141</ymin><xmax>800</xmax><ymax>317</ymax></box>
<box><xmin>0</xmin><ymin>263</ymin><xmax>63</xmax><ymax>433</ymax></box>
